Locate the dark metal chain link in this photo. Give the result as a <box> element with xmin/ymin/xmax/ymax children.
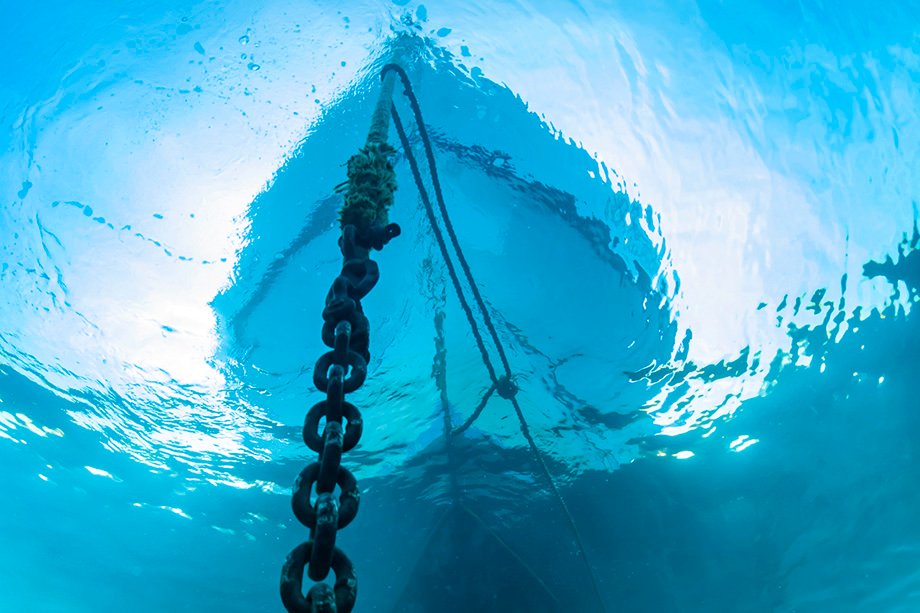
<box><xmin>281</xmin><ymin>222</ymin><xmax>400</xmax><ymax>613</ymax></box>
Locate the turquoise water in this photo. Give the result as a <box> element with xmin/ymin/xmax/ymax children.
<box><xmin>1</xmin><ymin>1</ymin><xmax>918</xmax><ymax>611</ymax></box>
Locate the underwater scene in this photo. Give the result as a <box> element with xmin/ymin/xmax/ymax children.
<box><xmin>1</xmin><ymin>1</ymin><xmax>918</xmax><ymax>611</ymax></box>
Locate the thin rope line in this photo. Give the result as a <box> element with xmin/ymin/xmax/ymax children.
<box><xmin>459</xmin><ymin>504</ymin><xmax>563</xmax><ymax>610</ymax></box>
<box><xmin>389</xmin><ymin>506</ymin><xmax>453</xmax><ymax>613</ymax></box>
<box><xmin>383</xmin><ymin>64</ymin><xmax>514</xmax><ymax>377</ymax></box>
<box><xmin>391</xmin><ymin>106</ymin><xmax>499</xmax><ymax>387</ymax></box>
<box><xmin>385</xmin><ymin>63</ymin><xmax>607</xmax><ymax>612</ymax></box>
<box><xmin>433</xmin><ymin>307</ymin><xmax>460</xmax><ymax>503</ymax></box>
<box><xmin>452</xmin><ymin>382</ymin><xmax>496</xmax><ymax>435</ymax></box>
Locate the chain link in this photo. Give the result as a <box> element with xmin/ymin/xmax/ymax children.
<box><xmin>281</xmin><ymin>221</ymin><xmax>399</xmax><ymax>613</ymax></box>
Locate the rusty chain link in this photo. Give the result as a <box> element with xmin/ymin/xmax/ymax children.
<box><xmin>281</xmin><ymin>222</ymin><xmax>400</xmax><ymax>612</ymax></box>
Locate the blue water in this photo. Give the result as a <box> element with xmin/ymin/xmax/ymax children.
<box><xmin>1</xmin><ymin>1</ymin><xmax>918</xmax><ymax>611</ymax></box>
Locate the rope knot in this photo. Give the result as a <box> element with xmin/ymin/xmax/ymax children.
<box><xmin>495</xmin><ymin>375</ymin><xmax>518</xmax><ymax>399</ymax></box>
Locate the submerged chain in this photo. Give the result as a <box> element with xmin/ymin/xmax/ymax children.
<box><xmin>281</xmin><ymin>222</ymin><xmax>399</xmax><ymax>613</ymax></box>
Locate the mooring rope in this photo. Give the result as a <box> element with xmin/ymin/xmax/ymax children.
<box><xmin>383</xmin><ymin>62</ymin><xmax>607</xmax><ymax>613</ymax></box>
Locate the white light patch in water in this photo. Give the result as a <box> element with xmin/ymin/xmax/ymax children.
<box><xmin>673</xmin><ymin>450</ymin><xmax>695</xmax><ymax>459</ymax></box>
<box><xmin>149</xmin><ymin>427</ymin><xmax>245</xmax><ymax>458</ymax></box>
<box><xmin>204</xmin><ymin>475</ymin><xmax>257</xmax><ymax>490</ymax></box>
<box><xmin>0</xmin><ymin>411</ymin><xmax>65</xmax><ymax>441</ymax></box>
<box><xmin>16</xmin><ymin>413</ymin><xmax>46</xmax><ymax>437</ymax></box>
<box><xmin>84</xmin><ymin>465</ymin><xmax>117</xmax><ymax>479</ymax></box>
<box><xmin>0</xmin><ymin>411</ymin><xmax>17</xmax><ymax>431</ymax></box>
<box><xmin>729</xmin><ymin>435</ymin><xmax>759</xmax><ymax>452</ymax></box>
<box><xmin>0</xmin><ymin>431</ymin><xmax>22</xmax><ymax>444</ymax></box>
<box><xmin>163</xmin><ymin>506</ymin><xmax>192</xmax><ymax>520</ymax></box>
<box><xmin>131</xmin><ymin>501</ymin><xmax>192</xmax><ymax>520</ymax></box>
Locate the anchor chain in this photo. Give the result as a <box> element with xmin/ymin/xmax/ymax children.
<box><xmin>281</xmin><ymin>222</ymin><xmax>400</xmax><ymax>613</ymax></box>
